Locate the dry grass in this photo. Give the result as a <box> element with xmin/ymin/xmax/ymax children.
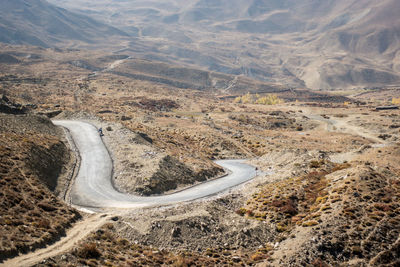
<box><xmin>0</xmin><ymin>120</ymin><xmax>81</xmax><ymax>261</ymax></box>
<box><xmin>237</xmin><ymin>156</ymin><xmax>400</xmax><ymax>266</ymax></box>
<box><xmin>42</xmin><ymin>223</ymin><xmax>272</xmax><ymax>266</ymax></box>
<box><xmin>237</xmin><ymin>161</ymin><xmax>352</xmax><ymax>234</ymax></box>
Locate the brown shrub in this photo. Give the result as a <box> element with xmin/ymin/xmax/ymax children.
<box><xmin>235</xmin><ymin>208</ymin><xmax>246</xmax><ymax>216</ymax></box>
<box><xmin>38</xmin><ymin>219</ymin><xmax>51</xmax><ymax>229</ymax></box>
<box><xmin>310</xmin><ymin>160</ymin><xmax>323</xmax><ymax>168</ymax></box>
<box><xmin>246</xmin><ymin>210</ymin><xmax>254</xmax><ymax>217</ymax></box>
<box><xmin>77</xmin><ymin>243</ymin><xmax>101</xmax><ymax>259</ymax></box>
<box><xmin>312</xmin><ymin>258</ymin><xmax>330</xmax><ymax>267</ymax></box>
<box><xmin>38</xmin><ymin>202</ymin><xmax>57</xmax><ymax>212</ymax></box>
<box><xmin>271</xmin><ymin>200</ymin><xmax>285</xmax><ymax>208</ymax></box>
<box><xmin>280</xmin><ymin>200</ymin><xmax>298</xmax><ymax>216</ymax></box>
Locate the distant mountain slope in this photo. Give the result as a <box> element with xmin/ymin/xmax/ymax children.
<box><xmin>0</xmin><ymin>0</ymin><xmax>128</xmax><ymax>48</ymax></box>
<box><xmin>292</xmin><ymin>0</ymin><xmax>400</xmax><ymax>89</ymax></box>
<box><xmin>26</xmin><ymin>0</ymin><xmax>400</xmax><ymax>89</ymax></box>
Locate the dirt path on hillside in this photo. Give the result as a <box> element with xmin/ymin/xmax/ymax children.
<box><xmin>1</xmin><ymin>214</ymin><xmax>109</xmax><ymax>267</ymax></box>
<box><xmin>327</xmin><ymin>116</ymin><xmax>383</xmax><ymax>144</ymax></box>
<box><xmin>304</xmin><ymin>112</ymin><xmax>386</xmax><ymax>163</ymax></box>
<box><xmin>306</xmin><ymin>113</ymin><xmax>382</xmax><ymax>142</ymax></box>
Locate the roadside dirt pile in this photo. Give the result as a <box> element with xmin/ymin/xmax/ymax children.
<box><xmin>119</xmin><ymin>195</ymin><xmax>274</xmax><ymax>252</ymax></box>
<box><xmin>0</xmin><ymin>114</ymin><xmax>81</xmax><ymax>262</ymax></box>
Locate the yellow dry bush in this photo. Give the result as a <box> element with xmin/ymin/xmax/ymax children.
<box><xmin>233</xmin><ymin>96</ymin><xmax>242</xmax><ymax>103</ymax></box>
<box><xmin>302</xmin><ymin>220</ymin><xmax>319</xmax><ymax>227</ymax></box>
<box><xmin>241</xmin><ymin>93</ymin><xmax>254</xmax><ymax>104</ymax></box>
<box><xmin>392</xmin><ymin>98</ymin><xmax>400</xmax><ymax>105</ymax></box>
<box><xmin>255</xmin><ymin>94</ymin><xmax>284</xmax><ymax>105</ymax></box>
<box><xmin>233</xmin><ymin>93</ymin><xmax>283</xmax><ymax>105</ymax></box>
<box><xmin>233</xmin><ymin>93</ymin><xmax>262</xmax><ymax>104</ymax></box>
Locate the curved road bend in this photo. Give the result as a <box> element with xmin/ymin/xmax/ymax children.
<box><xmin>53</xmin><ymin>120</ymin><xmax>256</xmax><ymax>209</ymax></box>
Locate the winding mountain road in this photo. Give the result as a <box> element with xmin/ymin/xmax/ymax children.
<box><xmin>53</xmin><ymin>120</ymin><xmax>257</xmax><ymax>210</ymax></box>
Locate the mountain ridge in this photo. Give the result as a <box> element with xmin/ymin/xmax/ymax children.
<box><xmin>0</xmin><ymin>0</ymin><xmax>129</xmax><ymax>48</ymax></box>
<box><xmin>4</xmin><ymin>0</ymin><xmax>400</xmax><ymax>90</ymax></box>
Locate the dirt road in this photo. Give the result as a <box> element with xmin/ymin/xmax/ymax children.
<box><xmin>306</xmin><ymin>113</ymin><xmax>383</xmax><ymax>143</ymax></box>
<box><xmin>1</xmin><ymin>214</ymin><xmax>109</xmax><ymax>267</ymax></box>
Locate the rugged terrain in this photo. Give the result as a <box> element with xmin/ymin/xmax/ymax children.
<box><xmin>3</xmin><ymin>0</ymin><xmax>395</xmax><ymax>89</ymax></box>
<box><xmin>0</xmin><ymin>44</ymin><xmax>348</xmax><ymax>195</ymax></box>
<box><xmin>0</xmin><ymin>109</ymin><xmax>81</xmax><ymax>262</ymax></box>
<box><xmin>0</xmin><ymin>44</ymin><xmax>399</xmax><ymax>266</ymax></box>
<box><xmin>0</xmin><ymin>0</ymin><xmax>128</xmax><ymax>49</ymax></box>
<box><xmin>27</xmin><ymin>103</ymin><xmax>400</xmax><ymax>267</ymax></box>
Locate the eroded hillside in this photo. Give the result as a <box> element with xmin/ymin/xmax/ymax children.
<box><xmin>0</xmin><ymin>111</ymin><xmax>81</xmax><ymax>262</ymax></box>
<box><xmin>45</xmin><ymin>0</ymin><xmax>400</xmax><ymax>89</ymax></box>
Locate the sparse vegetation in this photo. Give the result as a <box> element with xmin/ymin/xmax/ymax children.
<box><xmin>238</xmin><ymin>161</ymin><xmax>352</xmax><ymax>233</ymax></box>
<box><xmin>0</xmin><ymin>114</ymin><xmax>81</xmax><ymax>261</ymax></box>
<box><xmin>392</xmin><ymin>97</ymin><xmax>400</xmax><ymax>105</ymax></box>
<box><xmin>47</xmin><ymin>223</ymin><xmax>271</xmax><ymax>266</ymax></box>
<box><xmin>1</xmin><ymin>43</ymin><xmax>400</xmax><ymax>267</ymax></box>
<box><xmin>234</xmin><ymin>93</ymin><xmax>284</xmax><ymax>105</ymax></box>
<box><xmin>76</xmin><ymin>243</ymin><xmax>101</xmax><ymax>259</ymax></box>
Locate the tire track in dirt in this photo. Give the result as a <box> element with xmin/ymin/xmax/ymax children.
<box><xmin>1</xmin><ymin>214</ymin><xmax>109</xmax><ymax>267</ymax></box>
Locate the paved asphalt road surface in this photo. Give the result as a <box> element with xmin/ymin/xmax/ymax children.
<box><xmin>53</xmin><ymin>120</ymin><xmax>256</xmax><ymax>209</ymax></box>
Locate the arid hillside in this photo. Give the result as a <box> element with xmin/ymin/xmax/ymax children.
<box><xmin>1</xmin><ymin>44</ymin><xmax>399</xmax><ymax>266</ymax></box>
<box><xmin>46</xmin><ymin>0</ymin><xmax>400</xmax><ymax>90</ymax></box>
<box><xmin>0</xmin><ymin>0</ymin><xmax>128</xmax><ymax>49</ymax></box>
<box><xmin>0</xmin><ymin>45</ymin><xmax>355</xmax><ymax>196</ymax></box>
<box><xmin>22</xmin><ymin>96</ymin><xmax>400</xmax><ymax>267</ymax></box>
<box><xmin>0</xmin><ymin>108</ymin><xmax>81</xmax><ymax>262</ymax></box>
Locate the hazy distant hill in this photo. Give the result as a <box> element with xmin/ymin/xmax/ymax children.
<box><xmin>0</xmin><ymin>0</ymin><xmax>128</xmax><ymax>48</ymax></box>
<box><xmin>17</xmin><ymin>0</ymin><xmax>400</xmax><ymax>89</ymax></box>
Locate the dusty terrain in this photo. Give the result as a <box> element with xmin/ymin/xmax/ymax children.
<box><xmin>26</xmin><ymin>102</ymin><xmax>400</xmax><ymax>267</ymax></box>
<box><xmin>0</xmin><ymin>44</ymin><xmax>348</xmax><ymax>196</ymax></box>
<box><xmin>4</xmin><ymin>0</ymin><xmax>400</xmax><ymax>89</ymax></box>
<box><xmin>0</xmin><ymin>45</ymin><xmax>399</xmax><ymax>266</ymax></box>
<box><xmin>0</xmin><ymin>111</ymin><xmax>81</xmax><ymax>262</ymax></box>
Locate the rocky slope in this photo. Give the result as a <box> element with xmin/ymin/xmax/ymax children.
<box><xmin>0</xmin><ymin>112</ymin><xmax>81</xmax><ymax>262</ymax></box>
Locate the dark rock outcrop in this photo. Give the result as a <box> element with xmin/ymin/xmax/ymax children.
<box><xmin>0</xmin><ymin>95</ymin><xmax>27</xmax><ymax>115</ymax></box>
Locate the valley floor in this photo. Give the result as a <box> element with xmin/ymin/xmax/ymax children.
<box><xmin>2</xmin><ymin>100</ymin><xmax>399</xmax><ymax>267</ymax></box>
<box><xmin>0</xmin><ymin>46</ymin><xmax>399</xmax><ymax>266</ymax></box>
